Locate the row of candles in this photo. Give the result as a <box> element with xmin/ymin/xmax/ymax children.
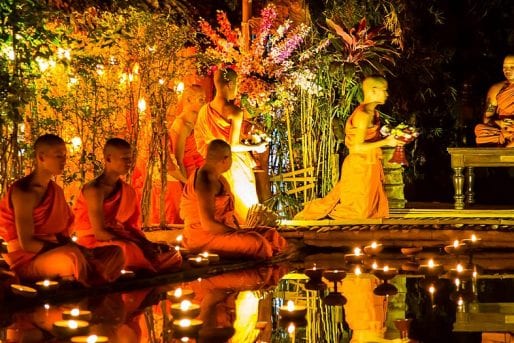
<box><xmin>174</xmin><ymin>234</ymin><xmax>220</xmax><ymax>267</ymax></box>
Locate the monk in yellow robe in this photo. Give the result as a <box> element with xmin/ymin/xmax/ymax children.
<box><xmin>180</xmin><ymin>139</ymin><xmax>286</xmax><ymax>259</ymax></box>
<box><xmin>295</xmin><ymin>76</ymin><xmax>402</xmax><ymax>219</ymax></box>
<box><xmin>194</xmin><ymin>68</ymin><xmax>267</xmax><ymax>223</ymax></box>
<box><xmin>0</xmin><ymin>134</ymin><xmax>124</xmax><ymax>285</ymax></box>
<box><xmin>475</xmin><ymin>55</ymin><xmax>514</xmax><ymax>146</ymax></box>
<box><xmin>73</xmin><ymin>138</ymin><xmax>182</xmax><ymax>273</ymax></box>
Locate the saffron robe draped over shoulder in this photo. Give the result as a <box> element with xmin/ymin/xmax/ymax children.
<box><xmin>170</xmin><ymin>121</ymin><xmax>205</xmax><ymax>177</ymax></box>
<box><xmin>179</xmin><ymin>172</ymin><xmax>286</xmax><ymax>259</ymax></box>
<box><xmin>0</xmin><ymin>180</ymin><xmax>123</xmax><ymax>285</ymax></box>
<box><xmin>194</xmin><ymin>103</ymin><xmax>259</xmax><ymax>222</ymax></box>
<box><xmin>73</xmin><ymin>180</ymin><xmax>182</xmax><ymax>272</ymax></box>
<box><xmin>295</xmin><ymin>108</ymin><xmax>389</xmax><ymax>219</ymax></box>
<box><xmin>475</xmin><ymin>83</ymin><xmax>514</xmax><ymax>146</ymax></box>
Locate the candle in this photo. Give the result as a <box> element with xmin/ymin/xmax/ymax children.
<box><xmin>188</xmin><ymin>256</ymin><xmax>209</xmax><ymax>267</ymax></box>
<box><xmin>167</xmin><ymin>287</ymin><xmax>195</xmax><ymax>301</ymax></box>
<box><xmin>1</xmin><ymin>241</ymin><xmax>7</xmax><ymax>253</ymax></box>
<box><xmin>10</xmin><ymin>284</ymin><xmax>37</xmax><ymax>297</ymax></box>
<box><xmin>428</xmin><ymin>284</ymin><xmax>436</xmax><ymax>304</ymax></box>
<box><xmin>457</xmin><ymin>297</ymin><xmax>464</xmax><ymax>312</ymax></box>
<box><xmin>363</xmin><ymin>242</ymin><xmax>383</xmax><ymax>256</ymax></box>
<box><xmin>279</xmin><ymin>300</ymin><xmax>307</xmax><ymax>319</ymax></box>
<box><xmin>171</xmin><ymin>300</ymin><xmax>201</xmax><ymax>319</ymax></box>
<box><xmin>462</xmin><ymin>234</ymin><xmax>482</xmax><ymax>247</ymax></box>
<box><xmin>63</xmin><ymin>308</ymin><xmax>92</xmax><ymax>321</ymax></box>
<box><xmin>172</xmin><ymin>318</ymin><xmax>203</xmax><ymax>337</ymax></box>
<box><xmin>53</xmin><ymin>320</ymin><xmax>90</xmax><ymax>337</ymax></box>
<box><xmin>176</xmin><ymin>234</ymin><xmax>183</xmax><ymax>244</ymax></box>
<box><xmin>200</xmin><ymin>251</ymin><xmax>220</xmax><ymax>264</ymax></box>
<box><xmin>373</xmin><ymin>266</ymin><xmax>398</xmax><ymax>281</ymax></box>
<box><xmin>119</xmin><ymin>269</ymin><xmax>135</xmax><ymax>279</ymax></box>
<box><xmin>322</xmin><ymin>269</ymin><xmax>346</xmax><ymax>282</ymax></box>
<box><xmin>304</xmin><ymin>264</ymin><xmax>324</xmax><ymax>281</ymax></box>
<box><xmin>35</xmin><ymin>279</ymin><xmax>59</xmax><ymax>291</ymax></box>
<box><xmin>419</xmin><ymin>259</ymin><xmax>444</xmax><ymax>277</ymax></box>
<box><xmin>71</xmin><ymin>335</ymin><xmax>109</xmax><ymax>343</ymax></box>
<box><xmin>344</xmin><ymin>248</ymin><xmax>364</xmax><ymax>264</ymax></box>
<box><xmin>400</xmin><ymin>247</ymin><xmax>423</xmax><ymax>257</ymax></box>
<box><xmin>354</xmin><ymin>265</ymin><xmax>362</xmax><ymax>276</ymax></box>
<box><xmin>444</xmin><ymin>240</ymin><xmax>469</xmax><ymax>255</ymax></box>
<box><xmin>174</xmin><ymin>245</ymin><xmax>190</xmax><ymax>256</ymax></box>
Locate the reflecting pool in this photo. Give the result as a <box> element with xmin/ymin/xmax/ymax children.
<box><xmin>3</xmin><ymin>246</ymin><xmax>514</xmax><ymax>342</ymax></box>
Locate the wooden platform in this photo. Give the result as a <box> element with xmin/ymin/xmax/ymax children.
<box><xmin>277</xmin><ymin>207</ymin><xmax>514</xmax><ymax>248</ymax></box>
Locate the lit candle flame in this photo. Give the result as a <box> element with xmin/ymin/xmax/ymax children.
<box><xmin>287</xmin><ymin>322</ymin><xmax>295</xmax><ymax>334</ymax></box>
<box><xmin>428</xmin><ymin>285</ymin><xmax>435</xmax><ymax>294</ymax></box>
<box><xmin>455</xmin><ymin>278</ymin><xmax>460</xmax><ymax>287</ymax></box>
<box><xmin>372</xmin><ymin>262</ymin><xmax>378</xmax><ymax>270</ymax></box>
<box><xmin>87</xmin><ymin>335</ymin><xmax>99</xmax><ymax>343</ymax></box>
<box><xmin>174</xmin><ymin>288</ymin><xmax>182</xmax><ymax>298</ymax></box>
<box><xmin>428</xmin><ymin>259</ymin><xmax>435</xmax><ymax>268</ymax></box>
<box><xmin>180</xmin><ymin>300</ymin><xmax>192</xmax><ymax>311</ymax></box>
<box><xmin>176</xmin><ymin>234</ymin><xmax>183</xmax><ymax>243</ymax></box>
<box><xmin>287</xmin><ymin>300</ymin><xmax>295</xmax><ymax>312</ymax></box>
<box><xmin>179</xmin><ymin>319</ymin><xmax>191</xmax><ymax>327</ymax></box>
<box><xmin>68</xmin><ymin>320</ymin><xmax>78</xmax><ymax>329</ymax></box>
<box><xmin>471</xmin><ymin>234</ymin><xmax>477</xmax><ymax>242</ymax></box>
<box><xmin>175</xmin><ymin>245</ymin><xmax>180</xmax><ymax>251</ymax></box>
<box><xmin>457</xmin><ymin>264</ymin><xmax>464</xmax><ymax>273</ymax></box>
<box><xmin>195</xmin><ymin>256</ymin><xmax>202</xmax><ymax>263</ymax></box>
<box><xmin>201</xmin><ymin>252</ymin><xmax>209</xmax><ymax>258</ymax></box>
<box><xmin>383</xmin><ymin>265</ymin><xmax>389</xmax><ymax>272</ymax></box>
<box><xmin>354</xmin><ymin>247</ymin><xmax>362</xmax><ymax>256</ymax></box>
<box><xmin>453</xmin><ymin>240</ymin><xmax>459</xmax><ymax>248</ymax></box>
<box><xmin>472</xmin><ymin>271</ymin><xmax>477</xmax><ymax>278</ymax></box>
<box><xmin>43</xmin><ymin>279</ymin><xmax>50</xmax><ymax>287</ymax></box>
<box><xmin>354</xmin><ymin>266</ymin><xmax>362</xmax><ymax>276</ymax></box>
<box><xmin>371</xmin><ymin>241</ymin><xmax>377</xmax><ymax>249</ymax></box>
<box><xmin>70</xmin><ymin>308</ymin><xmax>80</xmax><ymax>317</ymax></box>
<box><xmin>457</xmin><ymin>297</ymin><xmax>464</xmax><ymax>306</ymax></box>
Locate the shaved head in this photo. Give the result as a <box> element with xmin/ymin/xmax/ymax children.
<box><xmin>103</xmin><ymin>138</ymin><xmax>131</xmax><ymax>157</ymax></box>
<box><xmin>362</xmin><ymin>76</ymin><xmax>387</xmax><ymax>92</ymax></box>
<box><xmin>213</xmin><ymin>67</ymin><xmax>237</xmax><ymax>89</ymax></box>
<box><xmin>34</xmin><ymin>134</ymin><xmax>65</xmax><ymax>153</ymax></box>
<box><xmin>206</xmin><ymin>139</ymin><xmax>231</xmax><ymax>161</ymax></box>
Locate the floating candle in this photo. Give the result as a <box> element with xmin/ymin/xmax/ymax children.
<box><xmin>71</xmin><ymin>335</ymin><xmax>109</xmax><ymax>343</ymax></box>
<box><xmin>174</xmin><ymin>246</ymin><xmax>191</xmax><ymax>256</ymax></box>
<box><xmin>279</xmin><ymin>300</ymin><xmax>307</xmax><ymax>319</ymax></box>
<box><xmin>171</xmin><ymin>300</ymin><xmax>201</xmax><ymax>319</ymax></box>
<box><xmin>373</xmin><ymin>267</ymin><xmax>398</xmax><ymax>281</ymax></box>
<box><xmin>363</xmin><ymin>242</ymin><xmax>383</xmax><ymax>256</ymax></box>
<box><xmin>53</xmin><ymin>320</ymin><xmax>90</xmax><ymax>337</ymax></box>
<box><xmin>188</xmin><ymin>256</ymin><xmax>209</xmax><ymax>267</ymax></box>
<box><xmin>63</xmin><ymin>308</ymin><xmax>92</xmax><ymax>321</ymax></box>
<box><xmin>35</xmin><ymin>279</ymin><xmax>59</xmax><ymax>291</ymax></box>
<box><xmin>172</xmin><ymin>318</ymin><xmax>203</xmax><ymax>337</ymax></box>
<box><xmin>322</xmin><ymin>269</ymin><xmax>346</xmax><ymax>282</ymax></box>
<box><xmin>119</xmin><ymin>269</ymin><xmax>135</xmax><ymax>279</ymax></box>
<box><xmin>167</xmin><ymin>287</ymin><xmax>195</xmax><ymax>301</ymax></box>
<box><xmin>444</xmin><ymin>241</ymin><xmax>469</xmax><ymax>255</ymax></box>
<box><xmin>10</xmin><ymin>284</ymin><xmax>37</xmax><ymax>297</ymax></box>
<box><xmin>200</xmin><ymin>251</ymin><xmax>220</xmax><ymax>263</ymax></box>
<box><xmin>176</xmin><ymin>234</ymin><xmax>183</xmax><ymax>244</ymax></box>
<box><xmin>304</xmin><ymin>265</ymin><xmax>324</xmax><ymax>281</ymax></box>
<box><xmin>419</xmin><ymin>259</ymin><xmax>444</xmax><ymax>277</ymax></box>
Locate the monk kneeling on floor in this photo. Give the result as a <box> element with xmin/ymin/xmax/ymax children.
<box><xmin>0</xmin><ymin>134</ymin><xmax>124</xmax><ymax>285</ymax></box>
<box><xmin>180</xmin><ymin>139</ymin><xmax>286</xmax><ymax>259</ymax></box>
<box><xmin>73</xmin><ymin>138</ymin><xmax>182</xmax><ymax>273</ymax></box>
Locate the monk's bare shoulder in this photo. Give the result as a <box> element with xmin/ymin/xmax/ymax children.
<box><xmin>11</xmin><ymin>177</ymin><xmax>39</xmax><ymax>209</ymax></box>
<box><xmin>195</xmin><ymin>168</ymin><xmax>217</xmax><ymax>194</ymax></box>
<box><xmin>82</xmin><ymin>179</ymin><xmax>104</xmax><ymax>200</ymax></box>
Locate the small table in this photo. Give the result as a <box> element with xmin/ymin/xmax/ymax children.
<box><xmin>447</xmin><ymin>147</ymin><xmax>514</xmax><ymax>209</ymax></box>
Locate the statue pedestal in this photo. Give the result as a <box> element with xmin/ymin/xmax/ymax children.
<box><xmin>382</xmin><ymin>147</ymin><xmax>406</xmax><ymax>208</ymax></box>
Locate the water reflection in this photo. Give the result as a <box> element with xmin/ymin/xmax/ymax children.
<box><xmin>4</xmin><ymin>247</ymin><xmax>514</xmax><ymax>342</ymax></box>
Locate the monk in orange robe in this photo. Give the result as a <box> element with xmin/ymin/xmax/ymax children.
<box><xmin>0</xmin><ymin>134</ymin><xmax>124</xmax><ymax>285</ymax></box>
<box><xmin>180</xmin><ymin>139</ymin><xmax>286</xmax><ymax>259</ymax></box>
<box><xmin>194</xmin><ymin>68</ymin><xmax>268</xmax><ymax>222</ymax></box>
<box><xmin>295</xmin><ymin>76</ymin><xmax>403</xmax><ymax>219</ymax></box>
<box><xmin>475</xmin><ymin>55</ymin><xmax>514</xmax><ymax>146</ymax></box>
<box><xmin>73</xmin><ymin>138</ymin><xmax>182</xmax><ymax>273</ymax></box>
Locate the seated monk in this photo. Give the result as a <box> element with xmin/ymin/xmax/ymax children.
<box><xmin>475</xmin><ymin>55</ymin><xmax>514</xmax><ymax>146</ymax></box>
<box><xmin>194</xmin><ymin>67</ymin><xmax>267</xmax><ymax>222</ymax></box>
<box><xmin>180</xmin><ymin>139</ymin><xmax>286</xmax><ymax>259</ymax></box>
<box><xmin>295</xmin><ymin>76</ymin><xmax>402</xmax><ymax>219</ymax></box>
<box><xmin>0</xmin><ymin>134</ymin><xmax>124</xmax><ymax>286</ymax></box>
<box><xmin>73</xmin><ymin>138</ymin><xmax>182</xmax><ymax>273</ymax></box>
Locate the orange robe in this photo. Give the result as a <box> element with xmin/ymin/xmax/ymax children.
<box><xmin>195</xmin><ymin>103</ymin><xmax>259</xmax><ymax>222</ymax></box>
<box><xmin>180</xmin><ymin>172</ymin><xmax>286</xmax><ymax>259</ymax></box>
<box><xmin>149</xmin><ymin>179</ymin><xmax>183</xmax><ymax>225</ymax></box>
<box><xmin>475</xmin><ymin>83</ymin><xmax>514</xmax><ymax>146</ymax></box>
<box><xmin>295</xmin><ymin>108</ymin><xmax>389</xmax><ymax>219</ymax></box>
<box><xmin>0</xmin><ymin>180</ymin><xmax>124</xmax><ymax>285</ymax></box>
<box><xmin>73</xmin><ymin>180</ymin><xmax>182</xmax><ymax>272</ymax></box>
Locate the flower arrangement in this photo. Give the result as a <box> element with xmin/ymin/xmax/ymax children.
<box><xmin>198</xmin><ymin>4</ymin><xmax>312</xmax><ymax>119</ymax></box>
<box><xmin>241</xmin><ymin>126</ymin><xmax>272</xmax><ymax>146</ymax></box>
<box><xmin>381</xmin><ymin>123</ymin><xmax>420</xmax><ymax>166</ymax></box>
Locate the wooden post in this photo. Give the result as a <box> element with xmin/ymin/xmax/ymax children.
<box><xmin>242</xmin><ymin>0</ymin><xmax>252</xmax><ymax>52</ymax></box>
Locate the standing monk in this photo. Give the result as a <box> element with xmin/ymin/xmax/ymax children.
<box><xmin>475</xmin><ymin>55</ymin><xmax>514</xmax><ymax>146</ymax></box>
<box><xmin>0</xmin><ymin>134</ymin><xmax>124</xmax><ymax>285</ymax></box>
<box><xmin>194</xmin><ymin>68</ymin><xmax>267</xmax><ymax>223</ymax></box>
<box><xmin>180</xmin><ymin>139</ymin><xmax>286</xmax><ymax>259</ymax></box>
<box><xmin>73</xmin><ymin>138</ymin><xmax>182</xmax><ymax>273</ymax></box>
<box><xmin>170</xmin><ymin>84</ymin><xmax>207</xmax><ymax>179</ymax></box>
<box><xmin>295</xmin><ymin>76</ymin><xmax>402</xmax><ymax>219</ymax></box>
